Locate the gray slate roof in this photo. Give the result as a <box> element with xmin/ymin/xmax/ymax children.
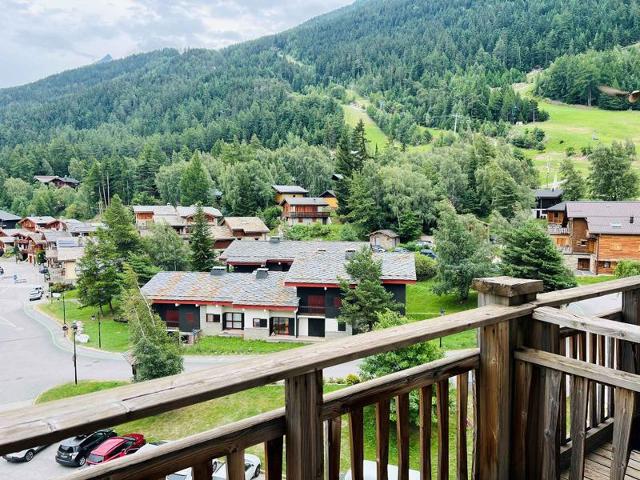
<box><xmin>534</xmin><ymin>188</ymin><xmax>563</xmax><ymax>199</ymax></box>
<box><xmin>142</xmin><ymin>270</ymin><xmax>299</xmax><ymax>308</ymax></box>
<box><xmin>272</xmin><ymin>185</ymin><xmax>308</xmax><ymax>194</ymax></box>
<box><xmin>548</xmin><ymin>201</ymin><xmax>640</xmax><ymax>235</ymax></box>
<box><xmin>222</xmin><ymin>217</ymin><xmax>269</xmax><ymax>234</ymax></box>
<box><xmin>370</xmin><ymin>229</ymin><xmax>399</xmax><ymax>238</ymax></box>
<box><xmin>0</xmin><ymin>210</ymin><xmax>20</xmax><ymax>221</ymax></box>
<box><xmin>282</xmin><ymin>197</ymin><xmax>328</xmax><ymax>206</ymax></box>
<box><xmin>220</xmin><ymin>240</ymin><xmax>366</xmax><ymax>264</ymax></box>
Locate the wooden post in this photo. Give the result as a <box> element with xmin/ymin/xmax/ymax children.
<box><xmin>472</xmin><ymin>276</ymin><xmax>543</xmax><ymax>480</ymax></box>
<box><xmin>621</xmin><ymin>289</ymin><xmax>640</xmax><ymax>444</ymax></box>
<box><xmin>286</xmin><ymin>370</ymin><xmax>324</xmax><ymax>480</ymax></box>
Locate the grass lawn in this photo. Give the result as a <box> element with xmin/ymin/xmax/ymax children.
<box><xmin>38</xmin><ymin>379</ymin><xmax>469</xmax><ymax>476</ymax></box>
<box><xmin>406</xmin><ymin>280</ymin><xmax>478</xmax><ymax>350</ymax></box>
<box><xmin>185</xmin><ymin>336</ymin><xmax>306</xmax><ymax>355</ymax></box>
<box><xmin>575</xmin><ymin>275</ymin><xmax>615</xmax><ymax>285</ymax></box>
<box><xmin>342</xmin><ymin>102</ymin><xmax>389</xmax><ymax>153</ymax></box>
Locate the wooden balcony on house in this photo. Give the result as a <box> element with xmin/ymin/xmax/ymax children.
<box><xmin>2</xmin><ymin>276</ymin><xmax>640</xmax><ymax>479</ymax></box>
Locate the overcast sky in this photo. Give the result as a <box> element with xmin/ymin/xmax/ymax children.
<box><xmin>0</xmin><ymin>0</ymin><xmax>353</xmax><ymax>89</ymax></box>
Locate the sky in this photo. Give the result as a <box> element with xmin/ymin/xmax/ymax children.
<box><xmin>0</xmin><ymin>0</ymin><xmax>353</xmax><ymax>89</ymax></box>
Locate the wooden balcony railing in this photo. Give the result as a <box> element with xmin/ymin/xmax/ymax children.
<box><xmin>2</xmin><ymin>275</ymin><xmax>640</xmax><ymax>480</ymax></box>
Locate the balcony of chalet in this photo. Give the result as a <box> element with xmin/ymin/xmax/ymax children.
<box><xmin>3</xmin><ymin>276</ymin><xmax>640</xmax><ymax>479</ymax></box>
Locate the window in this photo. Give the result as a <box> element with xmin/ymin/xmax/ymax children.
<box><xmin>338</xmin><ymin>321</ymin><xmax>347</xmax><ymax>332</ymax></box>
<box><xmin>253</xmin><ymin>318</ymin><xmax>268</xmax><ymax>328</ymax></box>
<box><xmin>271</xmin><ymin>317</ymin><xmax>292</xmax><ymax>335</ymax></box>
<box><xmin>578</xmin><ymin>240</ymin><xmax>588</xmax><ymax>247</ymax></box>
<box><xmin>206</xmin><ymin>314</ymin><xmax>220</xmax><ymax>323</ymax></box>
<box><xmin>223</xmin><ymin>312</ymin><xmax>244</xmax><ymax>330</ymax></box>
<box><xmin>165</xmin><ymin>310</ymin><xmax>179</xmax><ymax>328</ymax></box>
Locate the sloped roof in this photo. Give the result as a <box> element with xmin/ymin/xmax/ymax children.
<box><xmin>20</xmin><ymin>216</ymin><xmax>57</xmax><ymax>225</ymax></box>
<box><xmin>133</xmin><ymin>205</ymin><xmax>176</xmax><ymax>215</ymax></box>
<box><xmin>0</xmin><ymin>210</ymin><xmax>21</xmax><ymax>221</ymax></box>
<box><xmin>176</xmin><ymin>206</ymin><xmax>222</xmax><ymax>218</ymax></box>
<box><xmin>548</xmin><ymin>201</ymin><xmax>640</xmax><ymax>217</ymax></box>
<box><xmin>320</xmin><ymin>190</ymin><xmax>336</xmax><ymax>198</ymax></box>
<box><xmin>141</xmin><ymin>270</ymin><xmax>299</xmax><ymax>308</ymax></box>
<box><xmin>222</xmin><ymin>217</ymin><xmax>269</xmax><ymax>234</ymax></box>
<box><xmin>220</xmin><ymin>240</ymin><xmax>366</xmax><ymax>264</ymax></box>
<box><xmin>209</xmin><ymin>225</ymin><xmax>235</xmax><ymax>240</ymax></box>
<box><xmin>57</xmin><ymin>246</ymin><xmax>85</xmax><ymax>261</ymax></box>
<box><xmin>272</xmin><ymin>185</ymin><xmax>308</xmax><ymax>194</ymax></box>
<box><xmin>370</xmin><ymin>229</ymin><xmax>399</xmax><ymax>238</ymax></box>
<box><xmin>282</xmin><ymin>197</ymin><xmax>329</xmax><ymax>206</ymax></box>
<box><xmin>534</xmin><ymin>188</ymin><xmax>563</xmax><ymax>199</ymax></box>
<box><xmin>42</xmin><ymin>230</ymin><xmax>72</xmax><ymax>242</ymax></box>
<box><xmin>0</xmin><ymin>237</ymin><xmax>15</xmax><ymax>244</ymax></box>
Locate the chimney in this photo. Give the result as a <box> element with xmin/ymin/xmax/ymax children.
<box><xmin>255</xmin><ymin>267</ymin><xmax>269</xmax><ymax>279</ymax></box>
<box><xmin>210</xmin><ymin>266</ymin><xmax>226</xmax><ymax>276</ymax></box>
<box><xmin>269</xmin><ymin>236</ymin><xmax>281</xmax><ymax>243</ymax></box>
<box><xmin>345</xmin><ymin>248</ymin><xmax>356</xmax><ymax>260</ymax></box>
<box><xmin>631</xmin><ymin>216</ymin><xmax>635</xmax><ymax>224</ymax></box>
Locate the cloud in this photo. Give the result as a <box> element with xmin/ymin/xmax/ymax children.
<box><xmin>0</xmin><ymin>0</ymin><xmax>352</xmax><ymax>88</ymax></box>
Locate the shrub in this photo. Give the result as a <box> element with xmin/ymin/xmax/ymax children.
<box><xmin>415</xmin><ymin>254</ymin><xmax>437</xmax><ymax>280</ymax></box>
<box><xmin>345</xmin><ymin>373</ymin><xmax>361</xmax><ymax>385</ymax></box>
<box><xmin>614</xmin><ymin>260</ymin><xmax>640</xmax><ymax>278</ymax></box>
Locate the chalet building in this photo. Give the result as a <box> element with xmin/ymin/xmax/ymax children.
<box><xmin>209</xmin><ymin>217</ymin><xmax>270</xmax><ymax>249</ymax></box>
<box><xmin>33</xmin><ymin>175</ymin><xmax>80</xmax><ymax>189</ymax></box>
<box><xmin>369</xmin><ymin>229</ymin><xmax>400</xmax><ymax>250</ymax></box>
<box><xmin>319</xmin><ymin>190</ymin><xmax>339</xmax><ymax>209</ymax></box>
<box><xmin>0</xmin><ymin>235</ymin><xmax>14</xmax><ymax>255</ymax></box>
<box><xmin>47</xmin><ymin>238</ymin><xmax>85</xmax><ymax>284</ymax></box>
<box><xmin>272</xmin><ymin>185</ymin><xmax>308</xmax><ymax>204</ymax></box>
<box><xmin>132</xmin><ymin>205</ymin><xmax>222</xmax><ymax>237</ymax></box>
<box><xmin>18</xmin><ymin>216</ymin><xmax>63</xmax><ymax>232</ymax></box>
<box><xmin>11</xmin><ymin>230</ymin><xmax>45</xmax><ymax>263</ymax></box>
<box><xmin>547</xmin><ymin>201</ymin><xmax>640</xmax><ymax>274</ymax></box>
<box><xmin>280</xmin><ymin>197</ymin><xmax>331</xmax><ymax>225</ymax></box>
<box><xmin>63</xmin><ymin>219</ymin><xmax>102</xmax><ymax>236</ymax></box>
<box><xmin>532</xmin><ymin>188</ymin><xmax>563</xmax><ymax>219</ymax></box>
<box><xmin>143</xmin><ymin>240</ymin><xmax>415</xmax><ymax>340</ymax></box>
<box><xmin>0</xmin><ymin>209</ymin><xmax>21</xmax><ymax>229</ymax></box>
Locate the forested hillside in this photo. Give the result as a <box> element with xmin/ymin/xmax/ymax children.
<box><xmin>2</xmin><ymin>0</ymin><xmax>640</xmax><ymax>225</ymax></box>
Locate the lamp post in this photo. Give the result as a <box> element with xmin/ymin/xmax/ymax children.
<box><xmin>93</xmin><ymin>314</ymin><xmax>102</xmax><ymax>349</ymax></box>
<box><xmin>62</xmin><ymin>322</ymin><xmax>79</xmax><ymax>385</ymax></box>
<box><xmin>62</xmin><ymin>290</ymin><xmax>67</xmax><ymax>325</ymax></box>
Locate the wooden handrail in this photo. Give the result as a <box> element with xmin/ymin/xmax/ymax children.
<box><xmin>534</xmin><ymin>275</ymin><xmax>640</xmax><ymax>307</ymax></box>
<box><xmin>58</xmin><ymin>350</ymin><xmax>479</xmax><ymax>480</ymax></box>
<box><xmin>0</xmin><ymin>302</ymin><xmax>517</xmax><ymax>454</ymax></box>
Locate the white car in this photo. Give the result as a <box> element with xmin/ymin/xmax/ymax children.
<box><xmin>28</xmin><ymin>288</ymin><xmax>43</xmax><ymax>301</ymax></box>
<box><xmin>345</xmin><ymin>460</ymin><xmax>421</xmax><ymax>480</ymax></box>
<box><xmin>2</xmin><ymin>445</ymin><xmax>48</xmax><ymax>463</ymax></box>
<box><xmin>166</xmin><ymin>454</ymin><xmax>261</xmax><ymax>480</ymax></box>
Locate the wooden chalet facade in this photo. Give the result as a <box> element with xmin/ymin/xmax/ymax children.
<box><xmin>272</xmin><ymin>184</ymin><xmax>308</xmax><ymax>205</ymax></box>
<box><xmin>33</xmin><ymin>175</ymin><xmax>80</xmax><ymax>189</ymax></box>
<box><xmin>280</xmin><ymin>197</ymin><xmax>331</xmax><ymax>226</ymax></box>
<box><xmin>547</xmin><ymin>201</ymin><xmax>640</xmax><ymax>274</ymax></box>
<box><xmin>132</xmin><ymin>205</ymin><xmax>222</xmax><ymax>238</ymax></box>
<box><xmin>209</xmin><ymin>217</ymin><xmax>270</xmax><ymax>249</ymax></box>
<box><xmin>4</xmin><ymin>275</ymin><xmax>640</xmax><ymax>480</ymax></box>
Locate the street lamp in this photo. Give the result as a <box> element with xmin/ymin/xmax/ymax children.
<box><xmin>62</xmin><ymin>322</ymin><xmax>79</xmax><ymax>385</ymax></box>
<box><xmin>92</xmin><ymin>314</ymin><xmax>102</xmax><ymax>349</ymax></box>
<box><xmin>62</xmin><ymin>290</ymin><xmax>67</xmax><ymax>325</ymax></box>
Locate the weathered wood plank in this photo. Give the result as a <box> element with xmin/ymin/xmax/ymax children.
<box><xmin>590</xmin><ymin>334</ymin><xmax>599</xmax><ymax>428</ymax></box>
<box><xmin>227</xmin><ymin>450</ymin><xmax>245</xmax><ymax>480</ymax></box>
<box><xmin>376</xmin><ymin>400</ymin><xmax>390</xmax><ymax>480</ymax></box>
<box><xmin>0</xmin><ymin>304</ymin><xmax>527</xmax><ymax>456</ymax></box>
<box><xmin>419</xmin><ymin>385</ymin><xmax>433</xmax><ymax>480</ymax></box>
<box><xmin>285</xmin><ymin>370</ymin><xmax>323</xmax><ymax>480</ymax></box>
<box><xmin>569</xmin><ymin>376</ymin><xmax>589</xmax><ymax>480</ymax></box>
<box><xmin>512</xmin><ymin>360</ymin><xmax>532</xmax><ymax>479</ymax></box>
<box><xmin>437</xmin><ymin>380</ymin><xmax>449</xmax><ymax>480</ymax></box>
<box><xmin>457</xmin><ymin>372</ymin><xmax>469</xmax><ymax>480</ymax></box>
<box><xmin>611</xmin><ymin>389</ymin><xmax>636</xmax><ymax>480</ymax></box>
<box><xmin>326</xmin><ymin>417</ymin><xmax>341</xmax><ymax>480</ymax></box>
<box><xmin>350</xmin><ymin>407</ymin><xmax>365</xmax><ymax>480</ymax></box>
<box><xmin>541</xmin><ymin>369</ymin><xmax>562</xmax><ymax>480</ymax></box>
<box><xmin>397</xmin><ymin>393</ymin><xmax>410</xmax><ymax>480</ymax></box>
<box><xmin>264</xmin><ymin>437</ymin><xmax>283</xmax><ymax>480</ymax></box>
<box><xmin>192</xmin><ymin>459</ymin><xmax>213</xmax><ymax>480</ymax></box>
<box><xmin>534</xmin><ymin>276</ymin><xmax>640</xmax><ymax>308</ymax></box>
<box><xmin>515</xmin><ymin>349</ymin><xmax>640</xmax><ymax>394</ymax></box>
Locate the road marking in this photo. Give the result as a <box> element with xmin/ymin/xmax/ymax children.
<box><xmin>0</xmin><ymin>314</ymin><xmax>20</xmax><ymax>329</ymax></box>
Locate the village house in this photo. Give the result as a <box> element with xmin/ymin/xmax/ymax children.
<box><xmin>143</xmin><ymin>240</ymin><xmax>415</xmax><ymax>340</ymax></box>
<box><xmin>280</xmin><ymin>197</ymin><xmax>331</xmax><ymax>225</ymax></box>
<box><xmin>132</xmin><ymin>205</ymin><xmax>222</xmax><ymax>237</ymax></box>
<box><xmin>0</xmin><ymin>209</ymin><xmax>21</xmax><ymax>229</ymax></box>
<box><xmin>18</xmin><ymin>216</ymin><xmax>64</xmax><ymax>232</ymax></box>
<box><xmin>319</xmin><ymin>190</ymin><xmax>339</xmax><ymax>209</ymax></box>
<box><xmin>532</xmin><ymin>188</ymin><xmax>563</xmax><ymax>219</ymax></box>
<box><xmin>48</xmin><ymin>238</ymin><xmax>86</xmax><ymax>284</ymax></box>
<box><xmin>33</xmin><ymin>175</ymin><xmax>80</xmax><ymax>189</ymax></box>
<box><xmin>0</xmin><ymin>235</ymin><xmax>14</xmax><ymax>255</ymax></box>
<box><xmin>369</xmin><ymin>229</ymin><xmax>400</xmax><ymax>250</ymax></box>
<box><xmin>11</xmin><ymin>230</ymin><xmax>45</xmax><ymax>263</ymax></box>
<box><xmin>547</xmin><ymin>200</ymin><xmax>640</xmax><ymax>274</ymax></box>
<box><xmin>272</xmin><ymin>185</ymin><xmax>308</xmax><ymax>204</ymax></box>
<box><xmin>209</xmin><ymin>216</ymin><xmax>270</xmax><ymax>249</ymax></box>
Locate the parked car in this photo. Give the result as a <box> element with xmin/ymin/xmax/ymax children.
<box><xmin>393</xmin><ymin>247</ymin><xmax>410</xmax><ymax>253</ymax></box>
<box><xmin>2</xmin><ymin>445</ymin><xmax>48</xmax><ymax>463</ymax></box>
<box><xmin>28</xmin><ymin>288</ymin><xmax>43</xmax><ymax>301</ymax></box>
<box><xmin>56</xmin><ymin>429</ymin><xmax>117</xmax><ymax>467</ymax></box>
<box><xmin>420</xmin><ymin>248</ymin><xmax>437</xmax><ymax>259</ymax></box>
<box><xmin>0</xmin><ymin>266</ymin><xmax>4</xmax><ymax>275</ymax></box>
<box><xmin>345</xmin><ymin>460</ymin><xmax>420</xmax><ymax>480</ymax></box>
<box><xmin>212</xmin><ymin>454</ymin><xmax>261</xmax><ymax>479</ymax></box>
<box><xmin>86</xmin><ymin>433</ymin><xmax>145</xmax><ymax>465</ymax></box>
<box><xmin>38</xmin><ymin>265</ymin><xmax>48</xmax><ymax>274</ymax></box>
<box><xmin>371</xmin><ymin>245</ymin><xmax>386</xmax><ymax>253</ymax></box>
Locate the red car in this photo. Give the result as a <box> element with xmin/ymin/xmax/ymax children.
<box><xmin>86</xmin><ymin>434</ymin><xmax>145</xmax><ymax>465</ymax></box>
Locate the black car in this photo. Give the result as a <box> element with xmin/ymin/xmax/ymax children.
<box><xmin>2</xmin><ymin>445</ymin><xmax>48</xmax><ymax>463</ymax></box>
<box><xmin>55</xmin><ymin>429</ymin><xmax>117</xmax><ymax>467</ymax></box>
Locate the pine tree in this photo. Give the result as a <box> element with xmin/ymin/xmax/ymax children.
<box><xmin>501</xmin><ymin>220</ymin><xmax>577</xmax><ymax>291</ymax></box>
<box><xmin>101</xmin><ymin>195</ymin><xmax>141</xmax><ymax>258</ymax></box>
<box><xmin>559</xmin><ymin>157</ymin><xmax>586</xmax><ymax>200</ymax></box>
<box><xmin>334</xmin><ymin>132</ymin><xmax>355</xmax><ymax>216</ymax></box>
<box><xmin>338</xmin><ymin>247</ymin><xmax>400</xmax><ymax>333</ymax></box>
<box><xmin>588</xmin><ymin>142</ymin><xmax>639</xmax><ymax>200</ymax></box>
<box><xmin>189</xmin><ymin>204</ymin><xmax>217</xmax><ymax>271</ymax></box>
<box><xmin>77</xmin><ymin>237</ymin><xmax>122</xmax><ymax>313</ymax></box>
<box><xmin>122</xmin><ymin>265</ymin><xmax>183</xmax><ymax>381</ymax></box>
<box><xmin>179</xmin><ymin>153</ymin><xmax>212</xmax><ymax>205</ymax></box>
<box><xmin>351</xmin><ymin>119</ymin><xmax>369</xmax><ymax>169</ymax></box>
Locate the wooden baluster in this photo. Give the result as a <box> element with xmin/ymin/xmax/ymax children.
<box><xmin>327</xmin><ymin>418</ymin><xmax>341</xmax><ymax>480</ymax></box>
<box><xmin>541</xmin><ymin>369</ymin><xmax>562</xmax><ymax>480</ymax></box>
<box><xmin>192</xmin><ymin>459</ymin><xmax>214</xmax><ymax>480</ymax></box>
<box><xmin>471</xmin><ymin>371</ymin><xmax>478</xmax><ymax>480</ymax></box>
<box><xmin>436</xmin><ymin>379</ymin><xmax>449</xmax><ymax>480</ymax></box>
<box><xmin>285</xmin><ymin>370</ymin><xmax>323</xmax><ymax>480</ymax></box>
<box><xmin>397</xmin><ymin>393</ymin><xmax>410</xmax><ymax>480</ymax></box>
<box><xmin>569</xmin><ymin>376</ymin><xmax>589</xmax><ymax>480</ymax></box>
<box><xmin>559</xmin><ymin>337</ymin><xmax>567</xmax><ymax>445</ymax></box>
<box><xmin>512</xmin><ymin>360</ymin><xmax>532</xmax><ymax>480</ymax></box>
<box><xmin>598</xmin><ymin>335</ymin><xmax>606</xmax><ymax>423</ymax></box>
<box><xmin>611</xmin><ymin>388</ymin><xmax>635</xmax><ymax>480</ymax></box>
<box><xmin>349</xmin><ymin>407</ymin><xmax>364</xmax><ymax>480</ymax></box>
<box><xmin>420</xmin><ymin>385</ymin><xmax>433</xmax><ymax>480</ymax></box>
<box><xmin>227</xmin><ymin>450</ymin><xmax>245</xmax><ymax>480</ymax></box>
<box><xmin>589</xmin><ymin>333</ymin><xmax>598</xmax><ymax>428</ymax></box>
<box><xmin>608</xmin><ymin>337</ymin><xmax>616</xmax><ymax>418</ymax></box>
<box><xmin>457</xmin><ymin>373</ymin><xmax>469</xmax><ymax>480</ymax></box>
<box><xmin>265</xmin><ymin>437</ymin><xmax>283</xmax><ymax>480</ymax></box>
<box><xmin>376</xmin><ymin>400</ymin><xmax>390</xmax><ymax>480</ymax></box>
